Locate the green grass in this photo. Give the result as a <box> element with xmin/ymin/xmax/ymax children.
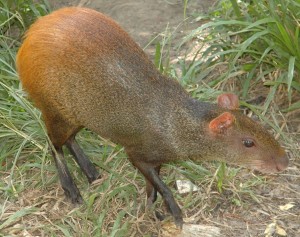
<box><xmin>180</xmin><ymin>0</ymin><xmax>300</xmax><ymax>112</ymax></box>
<box><xmin>0</xmin><ymin>0</ymin><xmax>299</xmax><ymax>236</ymax></box>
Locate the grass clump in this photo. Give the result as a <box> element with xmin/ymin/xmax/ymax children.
<box><xmin>0</xmin><ymin>0</ymin><xmax>50</xmax><ymax>30</ymax></box>
<box><xmin>182</xmin><ymin>0</ymin><xmax>300</xmax><ymax>113</ymax></box>
<box><xmin>0</xmin><ymin>0</ymin><xmax>50</xmax><ymax>182</ymax></box>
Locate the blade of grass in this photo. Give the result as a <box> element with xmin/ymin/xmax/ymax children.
<box><xmin>0</xmin><ymin>207</ymin><xmax>37</xmax><ymax>229</ymax></box>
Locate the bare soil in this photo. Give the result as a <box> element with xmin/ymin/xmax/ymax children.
<box><xmin>49</xmin><ymin>0</ymin><xmax>214</xmax><ymax>49</ymax></box>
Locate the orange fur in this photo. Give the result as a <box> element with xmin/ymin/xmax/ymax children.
<box><xmin>16</xmin><ymin>7</ymin><xmax>151</xmax><ymax>146</ymax></box>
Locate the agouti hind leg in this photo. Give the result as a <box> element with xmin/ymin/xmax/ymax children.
<box><xmin>65</xmin><ymin>135</ymin><xmax>100</xmax><ymax>183</ymax></box>
<box><xmin>131</xmin><ymin>159</ymin><xmax>183</xmax><ymax>228</ymax></box>
<box><xmin>44</xmin><ymin>112</ymin><xmax>98</xmax><ymax>203</ymax></box>
<box><xmin>50</xmin><ymin>146</ymin><xmax>83</xmax><ymax>204</ymax></box>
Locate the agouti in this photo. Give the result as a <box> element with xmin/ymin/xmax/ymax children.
<box><xmin>16</xmin><ymin>7</ymin><xmax>288</xmax><ymax>228</ymax></box>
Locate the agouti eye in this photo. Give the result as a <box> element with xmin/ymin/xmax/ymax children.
<box><xmin>242</xmin><ymin>139</ymin><xmax>255</xmax><ymax>148</ymax></box>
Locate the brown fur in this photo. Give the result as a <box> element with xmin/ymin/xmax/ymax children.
<box><xmin>16</xmin><ymin>6</ymin><xmax>288</xmax><ymax>173</ymax></box>
<box><xmin>16</xmin><ymin>7</ymin><xmax>288</xmax><ymax>227</ymax></box>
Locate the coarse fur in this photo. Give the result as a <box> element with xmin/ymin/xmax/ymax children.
<box><xmin>16</xmin><ymin>7</ymin><xmax>288</xmax><ymax>228</ymax></box>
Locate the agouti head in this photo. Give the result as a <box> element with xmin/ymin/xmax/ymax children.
<box><xmin>16</xmin><ymin>7</ymin><xmax>289</xmax><ymax>228</ymax></box>
<box><xmin>204</xmin><ymin>94</ymin><xmax>288</xmax><ymax>173</ymax></box>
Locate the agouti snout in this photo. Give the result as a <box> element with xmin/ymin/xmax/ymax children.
<box><xmin>16</xmin><ymin>7</ymin><xmax>288</xmax><ymax>228</ymax></box>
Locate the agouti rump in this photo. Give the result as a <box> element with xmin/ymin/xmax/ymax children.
<box><xmin>16</xmin><ymin>7</ymin><xmax>288</xmax><ymax>228</ymax></box>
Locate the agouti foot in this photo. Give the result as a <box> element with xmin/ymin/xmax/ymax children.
<box><xmin>154</xmin><ymin>211</ymin><xmax>183</xmax><ymax>229</ymax></box>
<box><xmin>174</xmin><ymin>217</ymin><xmax>183</xmax><ymax>229</ymax></box>
<box><xmin>87</xmin><ymin>171</ymin><xmax>101</xmax><ymax>184</ymax></box>
<box><xmin>63</xmin><ymin>188</ymin><xmax>84</xmax><ymax>205</ymax></box>
<box><xmin>70</xmin><ymin>193</ymin><xmax>84</xmax><ymax>205</ymax></box>
<box><xmin>154</xmin><ymin>211</ymin><xmax>165</xmax><ymax>221</ymax></box>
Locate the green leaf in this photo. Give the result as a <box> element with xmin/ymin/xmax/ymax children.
<box><xmin>282</xmin><ymin>101</ymin><xmax>300</xmax><ymax>112</ymax></box>
<box><xmin>154</xmin><ymin>42</ymin><xmax>163</xmax><ymax>72</ymax></box>
<box><xmin>0</xmin><ymin>207</ymin><xmax>37</xmax><ymax>229</ymax></box>
<box><xmin>217</xmin><ymin>162</ymin><xmax>226</xmax><ymax>193</ymax></box>
<box><xmin>287</xmin><ymin>56</ymin><xmax>295</xmax><ymax>92</ymax></box>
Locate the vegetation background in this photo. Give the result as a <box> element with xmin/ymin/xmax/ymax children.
<box><xmin>0</xmin><ymin>0</ymin><xmax>299</xmax><ymax>236</ymax></box>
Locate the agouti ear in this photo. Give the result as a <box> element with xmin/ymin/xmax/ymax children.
<box><xmin>217</xmin><ymin>93</ymin><xmax>239</xmax><ymax>110</ymax></box>
<box><xmin>209</xmin><ymin>112</ymin><xmax>236</xmax><ymax>134</ymax></box>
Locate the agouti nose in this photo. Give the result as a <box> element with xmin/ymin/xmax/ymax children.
<box><xmin>276</xmin><ymin>149</ymin><xmax>289</xmax><ymax>172</ymax></box>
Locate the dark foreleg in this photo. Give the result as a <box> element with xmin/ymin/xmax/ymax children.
<box><xmin>132</xmin><ymin>160</ymin><xmax>183</xmax><ymax>228</ymax></box>
<box><xmin>146</xmin><ymin>165</ymin><xmax>161</xmax><ymax>206</ymax></box>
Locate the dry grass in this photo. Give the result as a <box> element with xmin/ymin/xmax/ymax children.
<box><xmin>1</xmin><ymin>131</ymin><xmax>299</xmax><ymax>236</ymax></box>
<box><xmin>1</xmin><ymin>0</ymin><xmax>299</xmax><ymax>236</ymax></box>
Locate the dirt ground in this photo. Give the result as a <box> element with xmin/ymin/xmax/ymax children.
<box><xmin>49</xmin><ymin>0</ymin><xmax>215</xmax><ymax>56</ymax></box>
<box><xmin>18</xmin><ymin>0</ymin><xmax>298</xmax><ymax>236</ymax></box>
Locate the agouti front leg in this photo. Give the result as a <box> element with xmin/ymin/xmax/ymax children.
<box><xmin>146</xmin><ymin>165</ymin><xmax>161</xmax><ymax>206</ymax></box>
<box><xmin>146</xmin><ymin>165</ymin><xmax>170</xmax><ymax>221</ymax></box>
<box><xmin>131</xmin><ymin>160</ymin><xmax>183</xmax><ymax>228</ymax></box>
<box><xmin>50</xmin><ymin>147</ymin><xmax>83</xmax><ymax>204</ymax></box>
<box><xmin>65</xmin><ymin>135</ymin><xmax>100</xmax><ymax>183</ymax></box>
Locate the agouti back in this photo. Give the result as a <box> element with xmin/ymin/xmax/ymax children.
<box><xmin>16</xmin><ymin>7</ymin><xmax>288</xmax><ymax>228</ymax></box>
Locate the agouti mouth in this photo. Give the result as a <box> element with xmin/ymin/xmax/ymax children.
<box><xmin>275</xmin><ymin>156</ymin><xmax>289</xmax><ymax>172</ymax></box>
<box><xmin>248</xmin><ymin>156</ymin><xmax>288</xmax><ymax>173</ymax></box>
